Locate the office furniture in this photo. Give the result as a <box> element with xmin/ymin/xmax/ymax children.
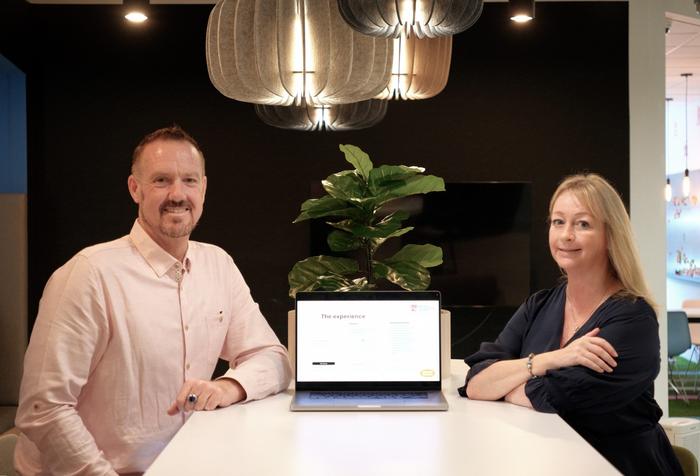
<box><xmin>663</xmin><ymin>418</ymin><xmax>700</xmax><ymax>474</ymax></box>
<box><xmin>146</xmin><ymin>360</ymin><xmax>620</xmax><ymax>476</ymax></box>
<box><xmin>684</xmin><ymin>300</ymin><xmax>700</xmax><ymax>321</ymax></box>
<box><xmin>0</xmin><ymin>407</ymin><xmax>15</xmax><ymax>434</ymax></box>
<box><xmin>681</xmin><ymin>303</ymin><xmax>700</xmax><ymax>367</ymax></box>
<box><xmin>669</xmin><ymin>311</ymin><xmax>694</xmax><ymax>401</ymax></box>
<box><xmin>0</xmin><ymin>433</ymin><xmax>17</xmax><ymax>476</ymax></box>
<box><xmin>0</xmin><ymin>57</ymin><xmax>28</xmax><ymax>434</ymax></box>
<box><xmin>674</xmin><ymin>445</ymin><xmax>699</xmax><ymax>476</ymax></box>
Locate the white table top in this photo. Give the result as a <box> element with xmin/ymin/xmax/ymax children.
<box><xmin>146</xmin><ymin>360</ymin><xmax>620</xmax><ymax>476</ymax></box>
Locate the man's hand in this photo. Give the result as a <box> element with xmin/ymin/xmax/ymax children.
<box><xmin>167</xmin><ymin>378</ymin><xmax>246</xmax><ymax>415</ymax></box>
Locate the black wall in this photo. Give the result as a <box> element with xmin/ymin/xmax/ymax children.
<box><xmin>0</xmin><ymin>1</ymin><xmax>629</xmax><ymax>346</ymax></box>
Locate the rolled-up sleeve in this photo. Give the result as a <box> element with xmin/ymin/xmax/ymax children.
<box><xmin>218</xmin><ymin>260</ymin><xmax>292</xmax><ymax>402</ymax></box>
<box><xmin>458</xmin><ymin>299</ymin><xmax>534</xmax><ymax>397</ymax></box>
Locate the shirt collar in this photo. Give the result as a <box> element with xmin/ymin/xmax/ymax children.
<box><xmin>129</xmin><ymin>219</ymin><xmax>192</xmax><ymax>278</ymax></box>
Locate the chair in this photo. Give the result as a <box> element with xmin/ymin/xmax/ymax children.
<box><xmin>673</xmin><ymin>445</ymin><xmax>699</xmax><ymax>476</ymax></box>
<box><xmin>683</xmin><ymin>299</ymin><xmax>700</xmax><ymax>320</ymax></box>
<box><xmin>669</xmin><ymin>311</ymin><xmax>693</xmax><ymax>402</ymax></box>
<box><xmin>0</xmin><ymin>407</ymin><xmax>17</xmax><ymax>435</ymax></box>
<box><xmin>0</xmin><ymin>433</ymin><xmax>18</xmax><ymax>476</ymax></box>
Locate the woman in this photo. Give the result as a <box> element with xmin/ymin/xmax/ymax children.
<box><xmin>460</xmin><ymin>174</ymin><xmax>683</xmax><ymax>476</ymax></box>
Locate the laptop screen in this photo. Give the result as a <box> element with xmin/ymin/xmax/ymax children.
<box><xmin>295</xmin><ymin>291</ymin><xmax>441</xmax><ymax>389</ymax></box>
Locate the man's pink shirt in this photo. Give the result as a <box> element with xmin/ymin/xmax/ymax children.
<box><xmin>15</xmin><ymin>220</ymin><xmax>291</xmax><ymax>474</ymax></box>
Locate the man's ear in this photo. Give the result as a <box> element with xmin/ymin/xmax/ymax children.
<box><xmin>201</xmin><ymin>175</ymin><xmax>207</xmax><ymax>205</ymax></box>
<box><xmin>128</xmin><ymin>175</ymin><xmax>140</xmax><ymax>204</ymax></box>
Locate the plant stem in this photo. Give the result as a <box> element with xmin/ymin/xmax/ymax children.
<box><xmin>365</xmin><ymin>240</ymin><xmax>373</xmax><ymax>285</ymax></box>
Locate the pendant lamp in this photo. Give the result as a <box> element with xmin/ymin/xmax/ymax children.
<box><xmin>682</xmin><ymin>73</ymin><xmax>693</xmax><ymax>198</ymax></box>
<box><xmin>375</xmin><ymin>32</ymin><xmax>452</xmax><ymax>100</ymax></box>
<box><xmin>337</xmin><ymin>0</ymin><xmax>483</xmax><ymax>39</ymax></box>
<box><xmin>255</xmin><ymin>99</ymin><xmax>388</xmax><ymax>131</ymax></box>
<box><xmin>206</xmin><ymin>0</ymin><xmax>393</xmax><ymax>106</ymax></box>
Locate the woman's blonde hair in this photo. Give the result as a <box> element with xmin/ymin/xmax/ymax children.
<box><xmin>549</xmin><ymin>173</ymin><xmax>657</xmax><ymax>310</ymax></box>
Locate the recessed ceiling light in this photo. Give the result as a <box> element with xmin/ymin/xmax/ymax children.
<box><xmin>125</xmin><ymin>11</ymin><xmax>148</xmax><ymax>23</ymax></box>
<box><xmin>510</xmin><ymin>14</ymin><xmax>533</xmax><ymax>23</ymax></box>
<box><xmin>124</xmin><ymin>0</ymin><xmax>148</xmax><ymax>23</ymax></box>
<box><xmin>509</xmin><ymin>0</ymin><xmax>535</xmax><ymax>23</ymax></box>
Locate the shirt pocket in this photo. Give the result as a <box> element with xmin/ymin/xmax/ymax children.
<box><xmin>205</xmin><ymin>311</ymin><xmax>228</xmax><ymax>365</ymax></box>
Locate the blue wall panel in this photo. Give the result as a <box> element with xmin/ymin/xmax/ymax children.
<box><xmin>0</xmin><ymin>54</ymin><xmax>26</xmax><ymax>194</ymax></box>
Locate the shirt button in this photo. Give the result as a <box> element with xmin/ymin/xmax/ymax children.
<box><xmin>186</xmin><ymin>363</ymin><xmax>191</xmax><ymax>370</ymax></box>
<box><xmin>185</xmin><ymin>325</ymin><xmax>189</xmax><ymax>331</ymax></box>
<box><xmin>219</xmin><ymin>316</ymin><xmax>223</xmax><ymax>323</ymax></box>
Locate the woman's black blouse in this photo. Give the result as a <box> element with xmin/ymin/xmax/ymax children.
<box><xmin>460</xmin><ymin>284</ymin><xmax>683</xmax><ymax>476</ymax></box>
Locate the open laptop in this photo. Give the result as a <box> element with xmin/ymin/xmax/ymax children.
<box><xmin>290</xmin><ymin>290</ymin><xmax>448</xmax><ymax>411</ymax></box>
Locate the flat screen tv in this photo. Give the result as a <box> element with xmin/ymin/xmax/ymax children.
<box><xmin>309</xmin><ymin>181</ymin><xmax>532</xmax><ymax>308</ymax></box>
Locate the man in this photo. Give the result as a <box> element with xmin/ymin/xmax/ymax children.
<box><xmin>14</xmin><ymin>126</ymin><xmax>291</xmax><ymax>475</ymax></box>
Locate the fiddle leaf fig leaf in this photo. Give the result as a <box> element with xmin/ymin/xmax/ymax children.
<box><xmin>316</xmin><ymin>276</ymin><xmax>361</xmax><ymax>291</ymax></box>
<box><xmin>327</xmin><ymin>211</ymin><xmax>411</xmax><ymax>240</ymax></box>
<box><xmin>385</xmin><ymin>244</ymin><xmax>443</xmax><ymax>268</ymax></box>
<box><xmin>370</xmin><ymin>226</ymin><xmax>413</xmax><ymax>251</ymax></box>
<box><xmin>377</xmin><ymin>210</ymin><xmax>410</xmax><ymax>225</ymax></box>
<box><xmin>368</xmin><ymin>165</ymin><xmax>425</xmax><ymax>195</ymax></box>
<box><xmin>294</xmin><ymin>273</ymin><xmax>369</xmax><ymax>295</ymax></box>
<box><xmin>339</xmin><ymin>144</ymin><xmax>373</xmax><ymax>181</ymax></box>
<box><xmin>322</xmin><ymin>171</ymin><xmax>367</xmax><ymax>202</ymax></box>
<box><xmin>372</xmin><ymin>260</ymin><xmax>431</xmax><ymax>291</ymax></box>
<box><xmin>327</xmin><ymin>230</ymin><xmax>363</xmax><ymax>252</ymax></box>
<box><xmin>335</xmin><ymin>277</ymin><xmax>371</xmax><ymax>292</ymax></box>
<box><xmin>326</xmin><ymin>219</ymin><xmax>354</xmax><ymax>233</ymax></box>
<box><xmin>373</xmin><ymin>175</ymin><xmax>446</xmax><ymax>207</ymax></box>
<box><xmin>288</xmin><ymin>256</ymin><xmax>360</xmax><ymax>297</ymax></box>
<box><xmin>376</xmin><ymin>210</ymin><xmax>410</xmax><ymax>235</ymax></box>
<box><xmin>294</xmin><ymin>195</ymin><xmax>360</xmax><ymax>223</ymax></box>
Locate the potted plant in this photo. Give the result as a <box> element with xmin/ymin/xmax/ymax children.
<box><xmin>287</xmin><ymin>144</ymin><xmax>451</xmax><ymax>379</ymax></box>
<box><xmin>288</xmin><ymin>144</ymin><xmax>445</xmax><ymax>296</ymax></box>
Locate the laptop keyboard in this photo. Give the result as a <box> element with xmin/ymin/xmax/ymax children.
<box><xmin>309</xmin><ymin>391</ymin><xmax>429</xmax><ymax>400</ymax></box>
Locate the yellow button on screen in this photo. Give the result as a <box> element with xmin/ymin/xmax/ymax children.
<box><xmin>420</xmin><ymin>369</ymin><xmax>435</xmax><ymax>377</ymax></box>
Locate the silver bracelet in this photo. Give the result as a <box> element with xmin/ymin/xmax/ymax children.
<box><xmin>526</xmin><ymin>353</ymin><xmax>537</xmax><ymax>379</ymax></box>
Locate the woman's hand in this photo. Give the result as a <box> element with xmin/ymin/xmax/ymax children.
<box><xmin>550</xmin><ymin>328</ymin><xmax>618</xmax><ymax>373</ymax></box>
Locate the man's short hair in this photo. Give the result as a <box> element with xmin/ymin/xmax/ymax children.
<box><xmin>131</xmin><ymin>125</ymin><xmax>205</xmax><ymax>175</ymax></box>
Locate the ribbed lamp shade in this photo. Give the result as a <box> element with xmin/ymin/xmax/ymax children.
<box><xmin>206</xmin><ymin>0</ymin><xmax>393</xmax><ymax>106</ymax></box>
<box><xmin>337</xmin><ymin>0</ymin><xmax>483</xmax><ymax>38</ymax></box>
<box><xmin>255</xmin><ymin>99</ymin><xmax>388</xmax><ymax>131</ymax></box>
<box><xmin>376</xmin><ymin>32</ymin><xmax>452</xmax><ymax>100</ymax></box>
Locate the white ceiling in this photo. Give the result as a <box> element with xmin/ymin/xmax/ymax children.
<box><xmin>666</xmin><ymin>18</ymin><xmax>700</xmax><ymax>100</ymax></box>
